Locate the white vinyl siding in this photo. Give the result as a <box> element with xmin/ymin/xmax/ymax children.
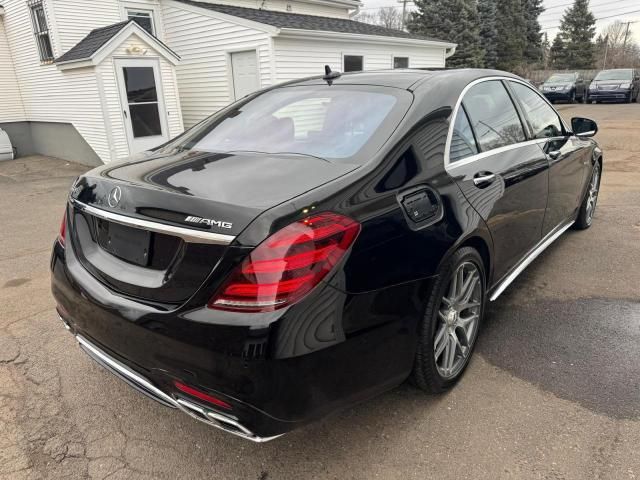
<box><xmin>1</xmin><ymin>0</ymin><xmax>111</xmax><ymax>160</ymax></box>
<box><xmin>274</xmin><ymin>37</ymin><xmax>446</xmax><ymax>83</ymax></box>
<box><xmin>97</xmin><ymin>33</ymin><xmax>184</xmax><ymax>160</ymax></box>
<box><xmin>162</xmin><ymin>2</ymin><xmax>272</xmax><ymax>128</ymax></box>
<box><xmin>49</xmin><ymin>0</ymin><xmax>121</xmax><ymax>53</ymax></box>
<box><xmin>0</xmin><ymin>16</ymin><xmax>26</xmax><ymax>122</ymax></box>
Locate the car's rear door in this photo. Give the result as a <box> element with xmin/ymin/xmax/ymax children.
<box><xmin>446</xmin><ymin>79</ymin><xmax>549</xmax><ymax>282</ymax></box>
<box><xmin>506</xmin><ymin>80</ymin><xmax>589</xmax><ymax>235</ymax></box>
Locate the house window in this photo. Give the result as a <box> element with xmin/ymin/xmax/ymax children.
<box><xmin>394</xmin><ymin>57</ymin><xmax>409</xmax><ymax>69</ymax></box>
<box><xmin>28</xmin><ymin>0</ymin><xmax>54</xmax><ymax>63</ymax></box>
<box><xmin>344</xmin><ymin>55</ymin><xmax>363</xmax><ymax>72</ymax></box>
<box><xmin>127</xmin><ymin>9</ymin><xmax>155</xmax><ymax>35</ymax></box>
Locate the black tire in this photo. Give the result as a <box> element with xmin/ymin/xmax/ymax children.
<box><xmin>574</xmin><ymin>161</ymin><xmax>601</xmax><ymax>230</ymax></box>
<box><xmin>411</xmin><ymin>247</ymin><xmax>486</xmax><ymax>393</ymax></box>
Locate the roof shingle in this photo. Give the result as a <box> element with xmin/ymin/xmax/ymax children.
<box><xmin>176</xmin><ymin>0</ymin><xmax>450</xmax><ymax>43</ymax></box>
<box><xmin>55</xmin><ymin>21</ymin><xmax>131</xmax><ymax>63</ymax></box>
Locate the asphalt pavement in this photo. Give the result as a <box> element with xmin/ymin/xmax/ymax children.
<box><xmin>1</xmin><ymin>102</ymin><xmax>639</xmax><ymax>479</ymax></box>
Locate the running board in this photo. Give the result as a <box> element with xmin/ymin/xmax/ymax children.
<box><xmin>489</xmin><ymin>220</ymin><xmax>574</xmax><ymax>301</ymax></box>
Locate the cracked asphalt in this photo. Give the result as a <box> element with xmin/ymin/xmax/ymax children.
<box><xmin>1</xmin><ymin>102</ymin><xmax>639</xmax><ymax>480</ymax></box>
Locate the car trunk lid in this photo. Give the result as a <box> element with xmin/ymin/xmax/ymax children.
<box><xmin>68</xmin><ymin>149</ymin><xmax>356</xmax><ymax>305</ymax></box>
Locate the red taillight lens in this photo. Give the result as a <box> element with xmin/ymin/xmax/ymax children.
<box><xmin>57</xmin><ymin>210</ymin><xmax>67</xmax><ymax>247</ymax></box>
<box><xmin>209</xmin><ymin>212</ymin><xmax>361</xmax><ymax>312</ymax></box>
<box><xmin>173</xmin><ymin>381</ymin><xmax>232</xmax><ymax>410</ymax></box>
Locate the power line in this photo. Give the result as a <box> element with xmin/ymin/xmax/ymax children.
<box><xmin>541</xmin><ymin>8</ymin><xmax>640</xmax><ymax>30</ymax></box>
<box><xmin>540</xmin><ymin>0</ymin><xmax>637</xmax><ymax>15</ymax></box>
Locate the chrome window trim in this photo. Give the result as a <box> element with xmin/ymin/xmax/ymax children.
<box><xmin>70</xmin><ymin>199</ymin><xmax>236</xmax><ymax>245</ymax></box>
<box><xmin>444</xmin><ymin>76</ymin><xmax>571</xmax><ymax>172</ymax></box>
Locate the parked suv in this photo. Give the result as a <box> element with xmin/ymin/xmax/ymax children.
<box><xmin>540</xmin><ymin>72</ymin><xmax>586</xmax><ymax>103</ymax></box>
<box><xmin>588</xmin><ymin>68</ymin><xmax>640</xmax><ymax>103</ymax></box>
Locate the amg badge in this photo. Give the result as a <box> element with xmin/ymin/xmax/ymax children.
<box><xmin>184</xmin><ymin>215</ymin><xmax>233</xmax><ymax>229</ymax></box>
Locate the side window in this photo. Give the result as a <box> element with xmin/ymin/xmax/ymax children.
<box><xmin>509</xmin><ymin>82</ymin><xmax>563</xmax><ymax>139</ymax></box>
<box><xmin>462</xmin><ymin>81</ymin><xmax>526</xmax><ymax>152</ymax></box>
<box><xmin>449</xmin><ymin>107</ymin><xmax>479</xmax><ymax>163</ymax></box>
<box><xmin>343</xmin><ymin>55</ymin><xmax>363</xmax><ymax>72</ymax></box>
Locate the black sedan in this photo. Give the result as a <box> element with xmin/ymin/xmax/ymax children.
<box><xmin>540</xmin><ymin>72</ymin><xmax>587</xmax><ymax>103</ymax></box>
<box><xmin>588</xmin><ymin>68</ymin><xmax>640</xmax><ymax>103</ymax></box>
<box><xmin>51</xmin><ymin>69</ymin><xmax>603</xmax><ymax>442</ymax></box>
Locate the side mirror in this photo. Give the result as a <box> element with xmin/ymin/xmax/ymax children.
<box><xmin>571</xmin><ymin>117</ymin><xmax>598</xmax><ymax>138</ymax></box>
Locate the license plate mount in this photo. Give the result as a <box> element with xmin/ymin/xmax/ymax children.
<box><xmin>96</xmin><ymin>219</ymin><xmax>151</xmax><ymax>267</ymax></box>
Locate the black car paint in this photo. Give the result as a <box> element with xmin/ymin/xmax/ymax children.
<box><xmin>51</xmin><ymin>69</ymin><xmax>601</xmax><ymax>438</ymax></box>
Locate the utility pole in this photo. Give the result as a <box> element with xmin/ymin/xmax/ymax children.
<box><xmin>398</xmin><ymin>0</ymin><xmax>412</xmax><ymax>31</ymax></box>
<box><xmin>621</xmin><ymin>21</ymin><xmax>637</xmax><ymax>65</ymax></box>
<box><xmin>602</xmin><ymin>34</ymin><xmax>609</xmax><ymax>69</ymax></box>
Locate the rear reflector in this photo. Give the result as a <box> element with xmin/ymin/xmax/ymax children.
<box><xmin>173</xmin><ymin>381</ymin><xmax>232</xmax><ymax>410</ymax></box>
<box><xmin>208</xmin><ymin>212</ymin><xmax>360</xmax><ymax>312</ymax></box>
<box><xmin>58</xmin><ymin>210</ymin><xmax>67</xmax><ymax>247</ymax></box>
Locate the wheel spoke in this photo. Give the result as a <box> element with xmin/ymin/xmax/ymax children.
<box><xmin>434</xmin><ymin>324</ymin><xmax>447</xmax><ymax>360</ymax></box>
<box><xmin>460</xmin><ymin>273</ymin><xmax>479</xmax><ymax>304</ymax></box>
<box><xmin>459</xmin><ymin>300</ymin><xmax>481</xmax><ymax>311</ymax></box>
<box><xmin>443</xmin><ymin>333</ymin><xmax>456</xmax><ymax>372</ymax></box>
<box><xmin>458</xmin><ymin>312</ymin><xmax>479</xmax><ymax>328</ymax></box>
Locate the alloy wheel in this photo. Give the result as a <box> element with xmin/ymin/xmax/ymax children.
<box><xmin>434</xmin><ymin>261</ymin><xmax>482</xmax><ymax>379</ymax></box>
<box><xmin>586</xmin><ymin>163</ymin><xmax>601</xmax><ymax>224</ymax></box>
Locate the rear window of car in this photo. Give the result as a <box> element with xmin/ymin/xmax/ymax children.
<box><xmin>176</xmin><ymin>86</ymin><xmax>412</xmax><ymax>164</ymax></box>
<box><xmin>547</xmin><ymin>74</ymin><xmax>575</xmax><ymax>82</ymax></box>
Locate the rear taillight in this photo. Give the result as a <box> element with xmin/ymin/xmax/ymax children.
<box><xmin>57</xmin><ymin>210</ymin><xmax>67</xmax><ymax>247</ymax></box>
<box><xmin>208</xmin><ymin>212</ymin><xmax>360</xmax><ymax>312</ymax></box>
<box><xmin>173</xmin><ymin>381</ymin><xmax>232</xmax><ymax>410</ymax></box>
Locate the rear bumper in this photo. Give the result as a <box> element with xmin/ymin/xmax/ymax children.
<box><xmin>51</xmin><ymin>238</ymin><xmax>424</xmax><ymax>439</ymax></box>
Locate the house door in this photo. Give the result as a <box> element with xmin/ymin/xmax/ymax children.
<box><xmin>115</xmin><ymin>58</ymin><xmax>169</xmax><ymax>153</ymax></box>
<box><xmin>230</xmin><ymin>50</ymin><xmax>259</xmax><ymax>100</ymax></box>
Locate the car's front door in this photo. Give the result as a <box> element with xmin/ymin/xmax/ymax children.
<box><xmin>507</xmin><ymin>80</ymin><xmax>590</xmax><ymax>236</ymax></box>
<box><xmin>446</xmin><ymin>79</ymin><xmax>549</xmax><ymax>282</ymax></box>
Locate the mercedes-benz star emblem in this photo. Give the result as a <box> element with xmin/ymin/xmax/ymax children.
<box><xmin>107</xmin><ymin>186</ymin><xmax>122</xmax><ymax>207</ymax></box>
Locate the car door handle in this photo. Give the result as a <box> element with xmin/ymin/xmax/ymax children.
<box><xmin>473</xmin><ymin>172</ymin><xmax>496</xmax><ymax>187</ymax></box>
<box><xmin>548</xmin><ymin>150</ymin><xmax>561</xmax><ymax>160</ymax></box>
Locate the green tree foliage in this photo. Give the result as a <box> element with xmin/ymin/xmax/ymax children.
<box><xmin>558</xmin><ymin>0</ymin><xmax>596</xmax><ymax>68</ymax></box>
<box><xmin>523</xmin><ymin>0</ymin><xmax>544</xmax><ymax>63</ymax></box>
<box><xmin>408</xmin><ymin>0</ymin><xmax>484</xmax><ymax>68</ymax></box>
<box><xmin>495</xmin><ymin>0</ymin><xmax>527</xmax><ymax>71</ymax></box>
<box><xmin>549</xmin><ymin>34</ymin><xmax>566</xmax><ymax>68</ymax></box>
<box><xmin>478</xmin><ymin>0</ymin><xmax>498</xmax><ymax>68</ymax></box>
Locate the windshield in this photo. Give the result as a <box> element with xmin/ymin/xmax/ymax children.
<box><xmin>173</xmin><ymin>86</ymin><xmax>411</xmax><ymax>164</ymax></box>
<box><xmin>547</xmin><ymin>74</ymin><xmax>575</xmax><ymax>83</ymax></box>
<box><xmin>595</xmin><ymin>69</ymin><xmax>633</xmax><ymax>81</ymax></box>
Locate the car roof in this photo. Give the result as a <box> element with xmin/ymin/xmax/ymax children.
<box><xmin>285</xmin><ymin>68</ymin><xmax>522</xmax><ymax>91</ymax></box>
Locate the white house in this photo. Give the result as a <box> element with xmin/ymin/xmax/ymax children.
<box><xmin>0</xmin><ymin>0</ymin><xmax>456</xmax><ymax>165</ymax></box>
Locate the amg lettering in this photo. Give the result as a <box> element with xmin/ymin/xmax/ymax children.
<box><xmin>184</xmin><ymin>215</ymin><xmax>233</xmax><ymax>229</ymax></box>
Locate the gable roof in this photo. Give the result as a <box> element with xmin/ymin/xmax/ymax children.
<box><xmin>55</xmin><ymin>20</ymin><xmax>180</xmax><ymax>66</ymax></box>
<box><xmin>176</xmin><ymin>0</ymin><xmax>450</xmax><ymax>44</ymax></box>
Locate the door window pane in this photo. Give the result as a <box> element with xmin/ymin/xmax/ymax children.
<box><xmin>127</xmin><ymin>10</ymin><xmax>154</xmax><ymax>35</ymax></box>
<box><xmin>462</xmin><ymin>81</ymin><xmax>526</xmax><ymax>152</ymax></box>
<box><xmin>509</xmin><ymin>82</ymin><xmax>563</xmax><ymax>139</ymax></box>
<box><xmin>123</xmin><ymin>67</ymin><xmax>157</xmax><ymax>103</ymax></box>
<box><xmin>129</xmin><ymin>104</ymin><xmax>162</xmax><ymax>137</ymax></box>
<box><xmin>344</xmin><ymin>55</ymin><xmax>363</xmax><ymax>72</ymax></box>
<box><xmin>449</xmin><ymin>107</ymin><xmax>479</xmax><ymax>163</ymax></box>
<box><xmin>394</xmin><ymin>57</ymin><xmax>409</xmax><ymax>69</ymax></box>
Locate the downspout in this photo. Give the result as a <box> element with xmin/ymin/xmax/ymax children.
<box><xmin>349</xmin><ymin>5</ymin><xmax>360</xmax><ymax>18</ymax></box>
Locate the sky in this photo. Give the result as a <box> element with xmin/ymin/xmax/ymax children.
<box><xmin>358</xmin><ymin>0</ymin><xmax>640</xmax><ymax>43</ymax></box>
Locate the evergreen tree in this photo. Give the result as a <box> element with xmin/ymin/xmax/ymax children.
<box><xmin>408</xmin><ymin>0</ymin><xmax>484</xmax><ymax>68</ymax></box>
<box><xmin>549</xmin><ymin>34</ymin><xmax>566</xmax><ymax>68</ymax></box>
<box><xmin>558</xmin><ymin>0</ymin><xmax>596</xmax><ymax>68</ymax></box>
<box><xmin>523</xmin><ymin>0</ymin><xmax>544</xmax><ymax>63</ymax></box>
<box><xmin>478</xmin><ymin>0</ymin><xmax>499</xmax><ymax>68</ymax></box>
<box><xmin>495</xmin><ymin>0</ymin><xmax>527</xmax><ymax>71</ymax></box>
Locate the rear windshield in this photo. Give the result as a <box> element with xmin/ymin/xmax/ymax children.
<box><xmin>547</xmin><ymin>73</ymin><xmax>575</xmax><ymax>82</ymax></box>
<box><xmin>170</xmin><ymin>85</ymin><xmax>412</xmax><ymax>164</ymax></box>
<box><xmin>595</xmin><ymin>69</ymin><xmax>633</xmax><ymax>81</ymax></box>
